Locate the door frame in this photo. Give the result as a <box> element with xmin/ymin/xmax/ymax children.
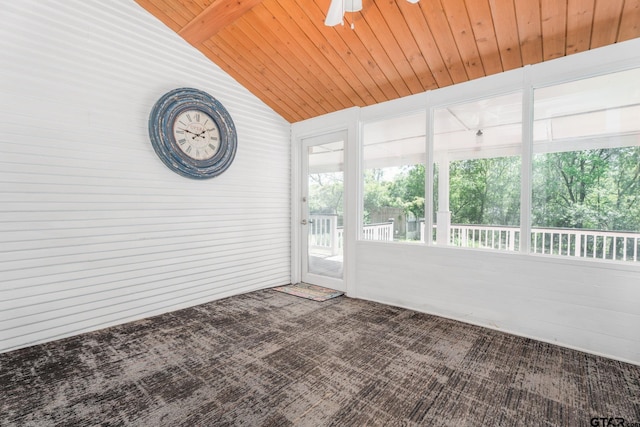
<box><xmin>300</xmin><ymin>131</ymin><xmax>347</xmax><ymax>290</ymax></box>
<box><xmin>290</xmin><ymin>108</ymin><xmax>360</xmax><ymax>295</ymax></box>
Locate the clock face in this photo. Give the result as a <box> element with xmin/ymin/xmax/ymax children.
<box><xmin>172</xmin><ymin>110</ymin><xmax>220</xmax><ymax>161</ymax></box>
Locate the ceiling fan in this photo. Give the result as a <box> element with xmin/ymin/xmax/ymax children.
<box><xmin>324</xmin><ymin>0</ymin><xmax>420</xmax><ymax>27</ymax></box>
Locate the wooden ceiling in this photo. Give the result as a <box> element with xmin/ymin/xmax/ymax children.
<box><xmin>135</xmin><ymin>0</ymin><xmax>640</xmax><ymax>123</ymax></box>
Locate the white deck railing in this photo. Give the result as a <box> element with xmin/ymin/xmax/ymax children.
<box><xmin>419</xmin><ymin>222</ymin><xmax>640</xmax><ymax>262</ymax></box>
<box><xmin>311</xmin><ymin>216</ymin><xmax>640</xmax><ymax>262</ymax></box>
<box><xmin>308</xmin><ymin>214</ymin><xmax>340</xmax><ymax>255</ymax></box>
<box><xmin>531</xmin><ymin>228</ymin><xmax>640</xmax><ymax>261</ymax></box>
<box><xmin>361</xmin><ymin>222</ymin><xmax>394</xmax><ymax>241</ymax></box>
<box><xmin>309</xmin><ymin>215</ymin><xmax>393</xmax><ymax>255</ymax></box>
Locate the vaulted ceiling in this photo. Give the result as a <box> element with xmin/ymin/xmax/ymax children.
<box><xmin>135</xmin><ymin>0</ymin><xmax>640</xmax><ymax>123</ymax></box>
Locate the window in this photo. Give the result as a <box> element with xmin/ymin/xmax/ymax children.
<box><xmin>532</xmin><ymin>68</ymin><xmax>640</xmax><ymax>262</ymax></box>
<box><xmin>361</xmin><ymin>111</ymin><xmax>426</xmax><ymax>243</ymax></box>
<box><xmin>432</xmin><ymin>92</ymin><xmax>523</xmax><ymax>252</ymax></box>
<box><xmin>356</xmin><ymin>66</ymin><xmax>640</xmax><ymax>264</ymax></box>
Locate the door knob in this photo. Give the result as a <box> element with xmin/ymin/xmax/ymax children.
<box><xmin>301</xmin><ymin>219</ymin><xmax>308</xmax><ymax>225</ymax></box>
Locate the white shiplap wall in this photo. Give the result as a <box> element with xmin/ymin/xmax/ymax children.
<box><xmin>0</xmin><ymin>0</ymin><xmax>291</xmax><ymax>353</ymax></box>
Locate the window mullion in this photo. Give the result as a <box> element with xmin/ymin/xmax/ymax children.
<box><xmin>520</xmin><ymin>66</ymin><xmax>533</xmax><ymax>254</ymax></box>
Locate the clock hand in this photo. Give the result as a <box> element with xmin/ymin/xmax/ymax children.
<box><xmin>179</xmin><ymin>128</ymin><xmax>198</xmax><ymax>136</ymax></box>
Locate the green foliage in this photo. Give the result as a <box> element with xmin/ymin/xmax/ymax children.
<box><xmin>308</xmin><ymin>172</ymin><xmax>343</xmax><ymax>217</ymax></box>
<box><xmin>363</xmin><ymin>166</ymin><xmax>425</xmax><ymax>222</ymax></box>
<box><xmin>532</xmin><ymin>147</ymin><xmax>640</xmax><ymax>231</ymax></box>
<box><xmin>360</xmin><ymin>146</ymin><xmax>640</xmax><ymax>234</ymax></box>
<box><xmin>449</xmin><ymin>157</ymin><xmax>520</xmax><ymax>226</ymax></box>
<box><xmin>389</xmin><ymin>164</ymin><xmax>425</xmax><ymax>219</ymax></box>
<box><xmin>362</xmin><ymin>169</ymin><xmax>392</xmax><ymax>222</ymax></box>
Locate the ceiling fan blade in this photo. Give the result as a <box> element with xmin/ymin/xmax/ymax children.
<box><xmin>324</xmin><ymin>0</ymin><xmax>344</xmax><ymax>26</ymax></box>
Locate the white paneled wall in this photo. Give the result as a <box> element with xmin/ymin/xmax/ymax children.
<box><xmin>357</xmin><ymin>243</ymin><xmax>640</xmax><ymax>365</ymax></box>
<box><xmin>0</xmin><ymin>0</ymin><xmax>291</xmax><ymax>353</ymax></box>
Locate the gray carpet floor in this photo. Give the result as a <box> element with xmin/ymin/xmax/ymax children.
<box><xmin>1</xmin><ymin>288</ymin><xmax>639</xmax><ymax>426</ymax></box>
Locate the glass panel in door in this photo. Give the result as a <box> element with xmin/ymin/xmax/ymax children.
<box><xmin>302</xmin><ymin>133</ymin><xmax>345</xmax><ymax>288</ymax></box>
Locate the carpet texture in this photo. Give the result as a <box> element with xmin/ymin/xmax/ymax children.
<box><xmin>272</xmin><ymin>283</ymin><xmax>344</xmax><ymax>301</ymax></box>
<box><xmin>1</xmin><ymin>289</ymin><xmax>639</xmax><ymax>426</ymax></box>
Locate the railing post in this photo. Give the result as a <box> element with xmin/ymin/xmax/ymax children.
<box><xmin>330</xmin><ymin>215</ymin><xmax>338</xmax><ymax>256</ymax></box>
<box><xmin>574</xmin><ymin>233</ymin><xmax>581</xmax><ymax>257</ymax></box>
<box><xmin>508</xmin><ymin>229</ymin><xmax>515</xmax><ymax>251</ymax></box>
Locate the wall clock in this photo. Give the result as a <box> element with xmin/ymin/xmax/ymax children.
<box><xmin>148</xmin><ymin>87</ymin><xmax>237</xmax><ymax>179</ymax></box>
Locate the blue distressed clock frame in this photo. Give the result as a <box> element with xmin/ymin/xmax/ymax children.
<box><xmin>149</xmin><ymin>87</ymin><xmax>237</xmax><ymax>179</ymax></box>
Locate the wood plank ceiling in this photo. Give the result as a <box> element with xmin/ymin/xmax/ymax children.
<box><xmin>135</xmin><ymin>0</ymin><xmax>640</xmax><ymax>123</ymax></box>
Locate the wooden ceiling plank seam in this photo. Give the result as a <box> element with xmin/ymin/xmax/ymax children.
<box><xmin>345</xmin><ymin>13</ymin><xmax>413</xmax><ymax>98</ymax></box>
<box><xmin>304</xmin><ymin>1</ymin><xmax>389</xmax><ymax>104</ymax></box>
<box><xmin>419</xmin><ymin>0</ymin><xmax>470</xmax><ymax>84</ymax></box>
<box><xmin>310</xmin><ymin>0</ymin><xmax>403</xmax><ymax>100</ymax></box>
<box><xmin>134</xmin><ymin>0</ymin><xmax>184</xmax><ymax>32</ymax></box>
<box><xmin>217</xmin><ymin>27</ymin><xmax>322</xmax><ymax>119</ymax></box>
<box><xmin>243</xmin><ymin>7</ymin><xmax>347</xmax><ymax>114</ymax></box>
<box><xmin>252</xmin><ymin>3</ymin><xmax>355</xmax><ymax>110</ymax></box>
<box><xmin>160</xmin><ymin>0</ymin><xmax>200</xmax><ymax>22</ymax></box>
<box><xmin>151</xmin><ymin>0</ymin><xmax>193</xmax><ymax>26</ymax></box>
<box><xmin>269</xmin><ymin>0</ymin><xmax>380</xmax><ymax>107</ymax></box>
<box><xmin>464</xmin><ymin>0</ymin><xmax>504</xmax><ymax>76</ymax></box>
<box><xmin>203</xmin><ymin>41</ymin><xmax>304</xmax><ymax>122</ymax></box>
<box><xmin>590</xmin><ymin>0</ymin><xmax>625</xmax><ymax>49</ymax></box>
<box><xmin>200</xmin><ymin>39</ymin><xmax>304</xmax><ymax>122</ymax></box>
<box><xmin>225</xmin><ymin>21</ymin><xmax>330</xmax><ymax>118</ymax></box>
<box><xmin>617</xmin><ymin>0</ymin><xmax>640</xmax><ymax>42</ymax></box>
<box><xmin>262</xmin><ymin>1</ymin><xmax>373</xmax><ymax>108</ymax></box>
<box><xmin>373</xmin><ymin>0</ymin><xmax>438</xmax><ymax>91</ymax></box>
<box><xmin>566</xmin><ymin>0</ymin><xmax>595</xmax><ymax>54</ymax></box>
<box><xmin>513</xmin><ymin>0</ymin><xmax>544</xmax><ymax>66</ymax></box>
<box><xmin>200</xmin><ymin>43</ymin><xmax>302</xmax><ymax>122</ymax></box>
<box><xmin>230</xmin><ymin>25</ymin><xmax>330</xmax><ymax>118</ymax></box>
<box><xmin>283</xmin><ymin>0</ymin><xmax>380</xmax><ymax>106</ymax></box>
<box><xmin>176</xmin><ymin>0</ymin><xmax>206</xmax><ymax>17</ymax></box>
<box><xmin>190</xmin><ymin>0</ymin><xmax>214</xmax><ymax>9</ymax></box>
<box><xmin>441</xmin><ymin>0</ymin><xmax>487</xmax><ymax>80</ymax></box>
<box><xmin>179</xmin><ymin>0</ymin><xmax>266</xmax><ymax>45</ymax></box>
<box><xmin>208</xmin><ymin>35</ymin><xmax>308</xmax><ymax>120</ymax></box>
<box><xmin>540</xmin><ymin>0</ymin><xmax>568</xmax><ymax>61</ymax></box>
<box><xmin>488</xmin><ymin>0</ymin><xmax>524</xmax><ymax>71</ymax></box>
<box><xmin>396</xmin><ymin>0</ymin><xmax>454</xmax><ymax>88</ymax></box>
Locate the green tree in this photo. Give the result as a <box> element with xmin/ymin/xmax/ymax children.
<box><xmin>532</xmin><ymin>147</ymin><xmax>640</xmax><ymax>231</ymax></box>
<box><xmin>449</xmin><ymin>157</ymin><xmax>520</xmax><ymax>225</ymax></box>
<box><xmin>389</xmin><ymin>164</ymin><xmax>425</xmax><ymax>219</ymax></box>
<box><xmin>308</xmin><ymin>172</ymin><xmax>343</xmax><ymax>220</ymax></box>
<box><xmin>362</xmin><ymin>169</ymin><xmax>392</xmax><ymax>223</ymax></box>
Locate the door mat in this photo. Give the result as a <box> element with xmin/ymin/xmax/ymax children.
<box><xmin>272</xmin><ymin>283</ymin><xmax>344</xmax><ymax>302</ymax></box>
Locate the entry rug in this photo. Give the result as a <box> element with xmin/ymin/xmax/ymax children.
<box><xmin>272</xmin><ymin>283</ymin><xmax>344</xmax><ymax>302</ymax></box>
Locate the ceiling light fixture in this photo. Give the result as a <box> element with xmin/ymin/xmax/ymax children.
<box><xmin>325</xmin><ymin>0</ymin><xmax>419</xmax><ymax>29</ymax></box>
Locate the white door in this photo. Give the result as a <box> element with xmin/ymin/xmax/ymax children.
<box><xmin>301</xmin><ymin>131</ymin><xmax>346</xmax><ymax>290</ymax></box>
